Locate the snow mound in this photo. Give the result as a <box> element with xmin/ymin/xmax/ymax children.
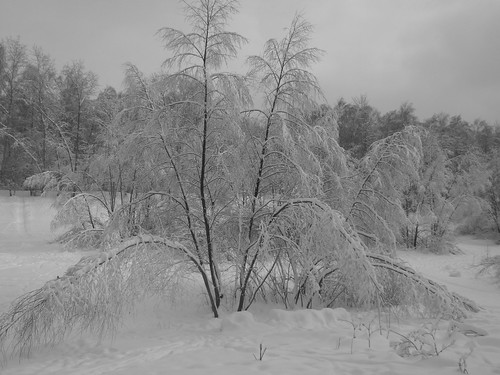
<box><xmin>268</xmin><ymin>308</ymin><xmax>351</xmax><ymax>329</ymax></box>
<box><xmin>451</xmin><ymin>321</ymin><xmax>489</xmax><ymax>337</ymax></box>
<box><xmin>220</xmin><ymin>311</ymin><xmax>258</xmax><ymax>331</ymax></box>
<box><xmin>449</xmin><ymin>270</ymin><xmax>461</xmax><ymax>277</ymax></box>
<box><xmin>219</xmin><ymin>308</ymin><xmax>352</xmax><ymax>332</ymax></box>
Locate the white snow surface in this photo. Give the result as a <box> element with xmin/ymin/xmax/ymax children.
<box><xmin>1</xmin><ymin>194</ymin><xmax>500</xmax><ymax>374</ymax></box>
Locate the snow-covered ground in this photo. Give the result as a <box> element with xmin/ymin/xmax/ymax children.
<box><xmin>1</xmin><ymin>194</ymin><xmax>499</xmax><ymax>374</ymax></box>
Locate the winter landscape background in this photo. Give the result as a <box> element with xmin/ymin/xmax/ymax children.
<box><xmin>1</xmin><ymin>0</ymin><xmax>500</xmax><ymax>373</ymax></box>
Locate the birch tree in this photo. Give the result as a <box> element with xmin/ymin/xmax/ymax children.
<box><xmin>347</xmin><ymin>126</ymin><xmax>422</xmax><ymax>252</ymax></box>
<box><xmin>151</xmin><ymin>0</ymin><xmax>249</xmax><ymax>316</ymax></box>
<box><xmin>234</xmin><ymin>14</ymin><xmax>343</xmax><ymax>310</ymax></box>
<box><xmin>401</xmin><ymin>132</ymin><xmax>447</xmax><ymax>249</ymax></box>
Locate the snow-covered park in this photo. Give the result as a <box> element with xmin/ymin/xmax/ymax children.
<box><xmin>1</xmin><ymin>193</ymin><xmax>499</xmax><ymax>375</ymax></box>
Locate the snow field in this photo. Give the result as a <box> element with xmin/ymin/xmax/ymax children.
<box><xmin>1</xmin><ymin>196</ymin><xmax>500</xmax><ymax>374</ymax></box>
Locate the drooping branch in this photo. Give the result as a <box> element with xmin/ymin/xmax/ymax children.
<box><xmin>347</xmin><ymin>127</ymin><xmax>422</xmax><ymax>249</ymax></box>
<box><xmin>0</xmin><ymin>235</ymin><xmax>205</xmax><ymax>360</ymax></box>
<box><xmin>367</xmin><ymin>252</ymin><xmax>479</xmax><ymax>318</ymax></box>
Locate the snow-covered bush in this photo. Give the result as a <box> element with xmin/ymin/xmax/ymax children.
<box><xmin>477</xmin><ymin>255</ymin><xmax>500</xmax><ymax>282</ymax></box>
<box><xmin>22</xmin><ymin>171</ymin><xmax>63</xmax><ymax>193</ymax></box>
<box><xmin>51</xmin><ymin>193</ymin><xmax>109</xmax><ymax>249</ymax></box>
<box><xmin>391</xmin><ymin>319</ymin><xmax>455</xmax><ymax>358</ymax></box>
<box><xmin>239</xmin><ymin>199</ymin><xmax>379</xmax><ymax>310</ymax></box>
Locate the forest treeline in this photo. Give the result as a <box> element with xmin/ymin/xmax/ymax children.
<box><xmin>1</xmin><ymin>31</ymin><xmax>499</xmax><ymax>243</ymax></box>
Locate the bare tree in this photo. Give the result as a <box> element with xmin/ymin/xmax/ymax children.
<box><xmin>0</xmin><ymin>37</ymin><xmax>27</xmax><ymax>181</ymax></box>
<box><xmin>486</xmin><ymin>150</ymin><xmax>500</xmax><ymax>233</ymax></box>
<box><xmin>59</xmin><ymin>61</ymin><xmax>98</xmax><ymax>173</ymax></box>
<box><xmin>21</xmin><ymin>46</ymin><xmax>58</xmax><ymax>170</ymax></box>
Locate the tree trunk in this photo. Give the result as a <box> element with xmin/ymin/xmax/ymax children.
<box><xmin>200</xmin><ymin>61</ymin><xmax>221</xmax><ymax>311</ymax></box>
<box><xmin>413</xmin><ymin>223</ymin><xmax>419</xmax><ymax>248</ymax></box>
<box><xmin>74</xmin><ymin>103</ymin><xmax>81</xmax><ymax>173</ymax></box>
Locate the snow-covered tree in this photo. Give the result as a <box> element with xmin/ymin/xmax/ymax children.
<box><xmin>486</xmin><ymin>150</ymin><xmax>500</xmax><ymax>233</ymax></box>
<box><xmin>0</xmin><ymin>1</ymin><xmax>481</xmax><ymax>361</ymax></box>
<box><xmin>347</xmin><ymin>126</ymin><xmax>422</xmax><ymax>252</ymax></box>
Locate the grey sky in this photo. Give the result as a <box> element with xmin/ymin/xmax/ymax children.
<box><xmin>1</xmin><ymin>0</ymin><xmax>499</xmax><ymax>124</ymax></box>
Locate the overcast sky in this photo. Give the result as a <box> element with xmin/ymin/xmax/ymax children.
<box><xmin>1</xmin><ymin>0</ymin><xmax>499</xmax><ymax>124</ymax></box>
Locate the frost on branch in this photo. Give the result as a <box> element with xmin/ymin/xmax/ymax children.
<box><xmin>238</xmin><ymin>198</ymin><xmax>478</xmax><ymax>319</ymax></box>
<box><xmin>476</xmin><ymin>254</ymin><xmax>500</xmax><ymax>282</ymax></box>
<box><xmin>347</xmin><ymin>126</ymin><xmax>422</xmax><ymax>252</ymax></box>
<box><xmin>50</xmin><ymin>192</ymin><xmax>112</xmax><ymax>249</ymax></box>
<box><xmin>22</xmin><ymin>171</ymin><xmax>63</xmax><ymax>192</ymax></box>
<box><xmin>367</xmin><ymin>253</ymin><xmax>479</xmax><ymax>318</ymax></box>
<box><xmin>0</xmin><ymin>236</ymin><xmax>193</xmax><ymax>360</ymax></box>
<box><xmin>248</xmin><ymin>199</ymin><xmax>380</xmax><ymax>310</ymax></box>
